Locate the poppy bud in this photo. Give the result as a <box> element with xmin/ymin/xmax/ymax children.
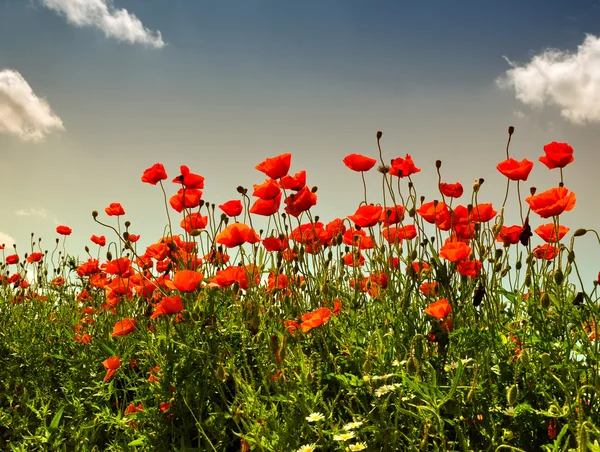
<box><xmin>311</xmin><ymin>186</ymin><xmax>318</xmax><ymax>193</ymax></box>
<box><xmin>530</xmin><ymin>186</ymin><xmax>536</xmax><ymax>196</ymax></box>
<box><xmin>377</xmin><ymin>130</ymin><xmax>382</xmax><ymax>140</ymax></box>
<box><xmin>506</xmin><ymin>384</ymin><xmax>518</xmax><ymax>406</ymax></box>
<box><xmin>541</xmin><ymin>293</ymin><xmax>550</xmax><ymax>309</ymax></box>
<box><xmin>435</xmin><ymin>160</ymin><xmax>442</xmax><ymax>169</ymax></box>
<box><xmin>92</xmin><ymin>210</ymin><xmax>98</xmax><ymax>219</ymax></box>
<box><xmin>314</xmin><ymin>216</ymin><xmax>320</xmax><ymax>222</ymax></box>
<box><xmin>473</xmin><ymin>284</ymin><xmax>485</xmax><ymax>307</ymax></box>
<box><xmin>524</xmin><ymin>273</ymin><xmax>531</xmax><ymax>287</ymax></box>
<box><xmin>494</xmin><ymin>263</ymin><xmax>502</xmax><ymax>273</ymax></box>
<box><xmin>84</xmin><ymin>246</ymin><xmax>90</xmax><ymax>253</ymax></box>
<box><xmin>554</xmin><ymin>269</ymin><xmax>564</xmax><ymax>285</ymax></box>
<box><xmin>559</xmin><ymin>182</ymin><xmax>564</xmax><ymax>188</ymax></box>
<box><xmin>410</xmin><ymin>249</ymin><xmax>418</xmax><ymax>261</ymax></box>
<box><xmin>106</xmin><ymin>251</ymin><xmax>112</xmax><ymax>261</ymax></box>
<box><xmin>572</xmin><ymin>292</ymin><xmax>584</xmax><ymax>306</ymax></box>
<box><xmin>573</xmin><ymin>229</ymin><xmax>587</xmax><ymax>237</ymax></box>
<box><xmin>236</xmin><ymin>186</ymin><xmax>245</xmax><ymax>194</ymax></box>
<box><xmin>567</xmin><ymin>251</ymin><xmax>575</xmax><ymax>263</ymax></box>
<box><xmin>190</xmin><ymin>229</ymin><xmax>202</xmax><ymax>237</ymax></box>
<box><xmin>124</xmin><ymin>221</ymin><xmax>131</xmax><ymax>228</ymax></box>
<box><xmin>508</xmin><ymin>126</ymin><xmax>515</xmax><ymax>135</ymax></box>
<box><xmin>500</xmin><ymin>267</ymin><xmax>511</xmax><ymax>278</ymax></box>
<box><xmin>540</xmin><ymin>352</ymin><xmax>551</xmax><ymax>369</ymax></box>
<box><xmin>515</xmin><ymin>260</ymin><xmax>522</xmax><ymax>270</ymax></box>
<box><xmin>479</xmin><ymin>178</ymin><xmax>484</xmax><ymax>185</ymax></box>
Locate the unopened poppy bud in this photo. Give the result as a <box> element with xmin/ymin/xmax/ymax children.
<box><xmin>573</xmin><ymin>229</ymin><xmax>587</xmax><ymax>237</ymax></box>
<box><xmin>124</xmin><ymin>221</ymin><xmax>131</xmax><ymax>228</ymax></box>
<box><xmin>554</xmin><ymin>268</ymin><xmax>564</xmax><ymax>285</ymax></box>
<box><xmin>420</xmin><ymin>196</ymin><xmax>425</xmax><ymax>203</ymax></box>
<box><xmin>524</xmin><ymin>273</ymin><xmax>531</xmax><ymax>287</ymax></box>
<box><xmin>123</xmin><ymin>231</ymin><xmax>129</xmax><ymax>240</ymax></box>
<box><xmin>500</xmin><ymin>267</ymin><xmax>511</xmax><ymax>278</ymax></box>
<box><xmin>92</xmin><ymin>210</ymin><xmax>98</xmax><ymax>219</ymax></box>
<box><xmin>84</xmin><ymin>246</ymin><xmax>90</xmax><ymax>253</ymax></box>
<box><xmin>433</xmin><ymin>199</ymin><xmax>439</xmax><ymax>208</ymax></box>
<box><xmin>410</xmin><ymin>249</ymin><xmax>418</xmax><ymax>260</ymax></box>
<box><xmin>559</xmin><ymin>182</ymin><xmax>564</xmax><ymax>188</ymax></box>
<box><xmin>508</xmin><ymin>126</ymin><xmax>514</xmax><ymax>135</ymax></box>
<box><xmin>190</xmin><ymin>229</ymin><xmax>202</xmax><ymax>237</ymax></box>
<box><xmin>516</xmin><ymin>260</ymin><xmax>522</xmax><ymax>270</ymax></box>
<box><xmin>494</xmin><ymin>263</ymin><xmax>502</xmax><ymax>273</ymax></box>
<box><xmin>567</xmin><ymin>251</ymin><xmax>575</xmax><ymax>263</ymax></box>
<box><xmin>506</xmin><ymin>384</ymin><xmax>518</xmax><ymax>406</ymax></box>
<box><xmin>236</xmin><ymin>186</ymin><xmax>245</xmax><ymax>194</ymax></box>
<box><xmin>232</xmin><ymin>281</ymin><xmax>240</xmax><ymax>295</ymax></box>
<box><xmin>467</xmin><ymin>204</ymin><xmax>473</xmax><ymax>214</ymax></box>
<box><xmin>314</xmin><ymin>216</ymin><xmax>320</xmax><ymax>222</ymax></box>
<box><xmin>106</xmin><ymin>251</ymin><xmax>112</xmax><ymax>261</ymax></box>
<box><xmin>435</xmin><ymin>160</ymin><xmax>442</xmax><ymax>169</ymax></box>
<box><xmin>540</xmin><ymin>352</ymin><xmax>551</xmax><ymax>369</ymax></box>
<box><xmin>530</xmin><ymin>187</ymin><xmax>536</xmax><ymax>196</ymax></box>
<box><xmin>376</xmin><ymin>130</ymin><xmax>382</xmax><ymax>139</ymax></box>
<box><xmin>541</xmin><ymin>293</ymin><xmax>550</xmax><ymax>309</ymax></box>
<box><xmin>311</xmin><ymin>186</ymin><xmax>318</xmax><ymax>193</ymax></box>
<box><xmin>198</xmin><ymin>200</ymin><xmax>205</xmax><ymax>208</ymax></box>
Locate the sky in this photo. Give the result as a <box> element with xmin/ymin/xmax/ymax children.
<box><xmin>2</xmin><ymin>0</ymin><xmax>600</xmax><ymax>289</ymax></box>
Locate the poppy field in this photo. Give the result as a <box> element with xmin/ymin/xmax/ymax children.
<box><xmin>1</xmin><ymin>128</ymin><xmax>600</xmax><ymax>451</ymax></box>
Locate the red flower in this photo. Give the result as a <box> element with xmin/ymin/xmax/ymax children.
<box><xmin>6</xmin><ymin>254</ymin><xmax>19</xmax><ymax>265</ymax></box>
<box><xmin>112</xmin><ymin>318</ymin><xmax>137</xmax><ymax>337</ymax></box>
<box><xmin>525</xmin><ymin>187</ymin><xmax>576</xmax><ymax>218</ymax></box>
<box><xmin>539</xmin><ymin>142</ymin><xmax>574</xmax><ymax>169</ymax></box>
<box><xmin>180</xmin><ymin>213</ymin><xmax>208</xmax><ymax>233</ymax></box>
<box><xmin>348</xmin><ymin>204</ymin><xmax>383</xmax><ymax>228</ymax></box>
<box><xmin>417</xmin><ymin>201</ymin><xmax>451</xmax><ymax>230</ymax></box>
<box><xmin>249</xmin><ymin>193</ymin><xmax>281</xmax><ymax>216</ymax></box>
<box><xmin>56</xmin><ymin>225</ymin><xmax>72</xmax><ymax>235</ymax></box>
<box><xmin>141</xmin><ymin>163</ymin><xmax>168</xmax><ymax>185</ymax></box>
<box><xmin>497</xmin><ymin>158</ymin><xmax>534</xmax><ymax>181</ymax></box>
<box><xmin>262</xmin><ymin>236</ymin><xmax>289</xmax><ymax>252</ymax></box>
<box><xmin>280</xmin><ymin>170</ymin><xmax>306</xmax><ymax>191</ymax></box>
<box><xmin>470</xmin><ymin>203</ymin><xmax>497</xmax><ymax>223</ymax></box>
<box><xmin>253</xmin><ymin>179</ymin><xmax>281</xmax><ymax>200</ymax></box>
<box><xmin>439</xmin><ymin>240</ymin><xmax>471</xmax><ymax>262</ymax></box>
<box><xmin>533</xmin><ymin>244</ymin><xmax>559</xmax><ymax>260</ymax></box>
<box><xmin>284</xmin><ymin>186</ymin><xmax>317</xmax><ymax>217</ymax></box>
<box><xmin>216</xmin><ymin>223</ymin><xmax>261</xmax><ymax>248</ymax></box>
<box><xmin>380</xmin><ymin>205</ymin><xmax>405</xmax><ymax>225</ymax></box>
<box><xmin>255</xmin><ymin>153</ymin><xmax>292</xmax><ymax>179</ymax></box>
<box><xmin>390</xmin><ymin>154</ymin><xmax>421</xmax><ymax>178</ymax></box>
<box><xmin>420</xmin><ymin>281</ymin><xmax>439</xmax><ymax>296</ymax></box>
<box><xmin>173</xmin><ymin>165</ymin><xmax>204</xmax><ymax>189</ymax></box>
<box><xmin>128</xmin><ymin>234</ymin><xmax>140</xmax><ymax>243</ymax></box>
<box><xmin>425</xmin><ymin>298</ymin><xmax>452</xmax><ymax>319</ymax></box>
<box><xmin>496</xmin><ymin>225</ymin><xmax>522</xmax><ymax>245</ymax></box>
<box><xmin>342</xmin><ymin>251</ymin><xmax>365</xmax><ymax>267</ymax></box>
<box><xmin>219</xmin><ymin>200</ymin><xmax>243</xmax><ymax>217</ymax></box>
<box><xmin>173</xmin><ymin>270</ymin><xmax>203</xmax><ymax>292</ymax></box>
<box><xmin>169</xmin><ymin>188</ymin><xmax>202</xmax><ymax>213</ymax></box>
<box><xmin>91</xmin><ymin>235</ymin><xmax>106</xmax><ymax>246</ymax></box>
<box><xmin>27</xmin><ymin>252</ymin><xmax>43</xmax><ymax>263</ymax></box>
<box><xmin>267</xmin><ymin>272</ymin><xmax>288</xmax><ymax>291</ymax></box>
<box><xmin>301</xmin><ymin>307</ymin><xmax>332</xmax><ymax>333</ymax></box>
<box><xmin>439</xmin><ymin>182</ymin><xmax>464</xmax><ymax>198</ymax></box>
<box><xmin>343</xmin><ymin>153</ymin><xmax>377</xmax><ymax>172</ymax></box>
<box><xmin>151</xmin><ymin>294</ymin><xmax>184</xmax><ymax>319</ymax></box>
<box><xmin>382</xmin><ymin>225</ymin><xmax>417</xmax><ymax>243</ymax></box>
<box><xmin>102</xmin><ymin>356</ymin><xmax>121</xmax><ymax>381</ymax></box>
<box><xmin>105</xmin><ymin>202</ymin><xmax>125</xmax><ymax>216</ymax></box>
<box><xmin>534</xmin><ymin>223</ymin><xmax>569</xmax><ymax>243</ymax></box>
<box><xmin>210</xmin><ymin>266</ymin><xmax>246</xmax><ymax>288</ymax></box>
<box><xmin>104</xmin><ymin>257</ymin><xmax>131</xmax><ymax>275</ymax></box>
<box><xmin>456</xmin><ymin>260</ymin><xmax>482</xmax><ymax>279</ymax></box>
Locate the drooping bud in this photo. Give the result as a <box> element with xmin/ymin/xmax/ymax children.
<box><xmin>92</xmin><ymin>210</ymin><xmax>98</xmax><ymax>219</ymax></box>
<box><xmin>508</xmin><ymin>126</ymin><xmax>515</xmax><ymax>135</ymax></box>
<box><xmin>376</xmin><ymin>130</ymin><xmax>382</xmax><ymax>140</ymax></box>
<box><xmin>435</xmin><ymin>160</ymin><xmax>442</xmax><ymax>169</ymax></box>
<box><xmin>573</xmin><ymin>229</ymin><xmax>587</xmax><ymax>237</ymax></box>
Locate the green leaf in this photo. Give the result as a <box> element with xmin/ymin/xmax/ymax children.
<box><xmin>49</xmin><ymin>406</ymin><xmax>64</xmax><ymax>431</ymax></box>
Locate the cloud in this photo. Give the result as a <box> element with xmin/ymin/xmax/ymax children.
<box><xmin>42</xmin><ymin>0</ymin><xmax>165</xmax><ymax>48</ymax></box>
<box><xmin>0</xmin><ymin>232</ymin><xmax>16</xmax><ymax>248</ymax></box>
<box><xmin>497</xmin><ymin>34</ymin><xmax>600</xmax><ymax>124</ymax></box>
<box><xmin>15</xmin><ymin>208</ymin><xmax>48</xmax><ymax>218</ymax></box>
<box><xmin>0</xmin><ymin>69</ymin><xmax>64</xmax><ymax>141</ymax></box>
<box><xmin>513</xmin><ymin>110</ymin><xmax>526</xmax><ymax>119</ymax></box>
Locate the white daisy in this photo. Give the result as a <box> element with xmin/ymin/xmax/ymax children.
<box><xmin>305</xmin><ymin>412</ymin><xmax>325</xmax><ymax>422</ymax></box>
<box><xmin>333</xmin><ymin>431</ymin><xmax>356</xmax><ymax>441</ymax></box>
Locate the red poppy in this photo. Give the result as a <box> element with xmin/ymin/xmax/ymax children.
<box><xmin>127</xmin><ymin>234</ymin><xmax>140</xmax><ymax>243</ymax></box>
<box><xmin>151</xmin><ymin>294</ymin><xmax>184</xmax><ymax>319</ymax></box>
<box><xmin>390</xmin><ymin>154</ymin><xmax>421</xmax><ymax>178</ymax></box>
<box><xmin>324</xmin><ymin>218</ymin><xmax>346</xmax><ymax>241</ymax></box>
<box><xmin>124</xmin><ymin>402</ymin><xmax>144</xmax><ymax>416</ymax></box>
<box><xmin>6</xmin><ymin>254</ymin><xmax>19</xmax><ymax>265</ymax></box>
<box><xmin>112</xmin><ymin>318</ymin><xmax>137</xmax><ymax>337</ymax></box>
<box><xmin>104</xmin><ymin>257</ymin><xmax>131</xmax><ymax>275</ymax></box>
<box><xmin>382</xmin><ymin>224</ymin><xmax>417</xmax><ymax>243</ymax></box>
<box><xmin>249</xmin><ymin>193</ymin><xmax>282</xmax><ymax>216</ymax></box>
<box><xmin>210</xmin><ymin>266</ymin><xmax>246</xmax><ymax>288</ymax></box>
<box><xmin>301</xmin><ymin>307</ymin><xmax>332</xmax><ymax>333</ymax></box>
<box><xmin>51</xmin><ymin>276</ymin><xmax>66</xmax><ymax>286</ymax></box>
<box><xmin>255</xmin><ymin>153</ymin><xmax>292</xmax><ymax>179</ymax></box>
<box><xmin>539</xmin><ymin>142</ymin><xmax>574</xmax><ymax>169</ymax></box>
<box><xmin>456</xmin><ymin>260</ymin><xmax>482</xmax><ymax>279</ymax></box>
<box><xmin>216</xmin><ymin>223</ymin><xmax>261</xmax><ymax>248</ymax></box>
<box><xmin>253</xmin><ymin>179</ymin><xmax>281</xmax><ymax>200</ymax></box>
<box><xmin>525</xmin><ymin>187</ymin><xmax>576</xmax><ymax>218</ymax></box>
<box><xmin>91</xmin><ymin>235</ymin><xmax>106</xmax><ymax>246</ymax></box>
<box><xmin>173</xmin><ymin>270</ymin><xmax>203</xmax><ymax>292</ymax></box>
<box><xmin>169</xmin><ymin>188</ymin><xmax>202</xmax><ymax>213</ymax></box>
<box><xmin>533</xmin><ymin>244</ymin><xmax>559</xmax><ymax>260</ymax></box>
<box><xmin>262</xmin><ymin>236</ymin><xmax>289</xmax><ymax>252</ymax></box>
<box><xmin>290</xmin><ymin>222</ymin><xmax>325</xmax><ymax>246</ymax></box>
<box><xmin>105</xmin><ymin>202</ymin><xmax>125</xmax><ymax>216</ymax></box>
<box><xmin>77</xmin><ymin>258</ymin><xmax>100</xmax><ymax>277</ymax></box>
<box><xmin>343</xmin><ymin>153</ymin><xmax>377</xmax><ymax>172</ymax></box>
<box><xmin>56</xmin><ymin>225</ymin><xmax>72</xmax><ymax>235</ymax></box>
<box><xmin>280</xmin><ymin>170</ymin><xmax>306</xmax><ymax>191</ymax></box>
<box><xmin>497</xmin><ymin>158</ymin><xmax>534</xmax><ymax>181</ymax></box>
<box><xmin>425</xmin><ymin>298</ymin><xmax>452</xmax><ymax>319</ymax></box>
<box><xmin>417</xmin><ymin>201</ymin><xmax>452</xmax><ymax>230</ymax></box>
<box><xmin>172</xmin><ymin>165</ymin><xmax>204</xmax><ymax>189</ymax></box>
<box><xmin>439</xmin><ymin>240</ymin><xmax>471</xmax><ymax>262</ymax></box>
<box><xmin>439</xmin><ymin>182</ymin><xmax>464</xmax><ymax>198</ymax></box>
<box><xmin>27</xmin><ymin>252</ymin><xmax>43</xmax><ymax>263</ymax></box>
<box><xmin>342</xmin><ymin>251</ymin><xmax>365</xmax><ymax>267</ymax></box>
<box><xmin>380</xmin><ymin>205</ymin><xmax>405</xmax><ymax>225</ymax></box>
<box><xmin>496</xmin><ymin>225</ymin><xmax>522</xmax><ymax>245</ymax></box>
<box><xmin>267</xmin><ymin>272</ymin><xmax>289</xmax><ymax>291</ymax></box>
<box><xmin>343</xmin><ymin>228</ymin><xmax>375</xmax><ymax>249</ymax></box>
<box><xmin>534</xmin><ymin>223</ymin><xmax>569</xmax><ymax>243</ymax></box>
<box><xmin>141</xmin><ymin>163</ymin><xmax>168</xmax><ymax>185</ymax></box>
<box><xmin>102</xmin><ymin>356</ymin><xmax>121</xmax><ymax>381</ymax></box>
<box><xmin>180</xmin><ymin>212</ymin><xmax>208</xmax><ymax>233</ymax></box>
<box><xmin>470</xmin><ymin>203</ymin><xmax>497</xmax><ymax>223</ymax></box>
<box><xmin>348</xmin><ymin>204</ymin><xmax>383</xmax><ymax>228</ymax></box>
<box><xmin>420</xmin><ymin>281</ymin><xmax>439</xmax><ymax>296</ymax></box>
<box><xmin>284</xmin><ymin>186</ymin><xmax>317</xmax><ymax>217</ymax></box>
<box><xmin>219</xmin><ymin>200</ymin><xmax>243</xmax><ymax>217</ymax></box>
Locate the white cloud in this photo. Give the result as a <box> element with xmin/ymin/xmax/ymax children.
<box><xmin>42</xmin><ymin>0</ymin><xmax>165</xmax><ymax>48</ymax></box>
<box><xmin>0</xmin><ymin>69</ymin><xmax>64</xmax><ymax>142</ymax></box>
<box><xmin>498</xmin><ymin>34</ymin><xmax>600</xmax><ymax>124</ymax></box>
<box><xmin>513</xmin><ymin>110</ymin><xmax>526</xmax><ymax>119</ymax></box>
<box><xmin>0</xmin><ymin>232</ymin><xmax>16</xmax><ymax>248</ymax></box>
<box><xmin>15</xmin><ymin>208</ymin><xmax>48</xmax><ymax>218</ymax></box>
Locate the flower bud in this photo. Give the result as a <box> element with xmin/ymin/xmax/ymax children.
<box><xmin>541</xmin><ymin>293</ymin><xmax>551</xmax><ymax>309</ymax></box>
<box><xmin>435</xmin><ymin>160</ymin><xmax>442</xmax><ymax>169</ymax></box>
<box><xmin>540</xmin><ymin>353</ymin><xmax>551</xmax><ymax>369</ymax></box>
<box><xmin>506</xmin><ymin>384</ymin><xmax>518</xmax><ymax>406</ymax></box>
<box><xmin>530</xmin><ymin>187</ymin><xmax>536</xmax><ymax>196</ymax></box>
<box><xmin>554</xmin><ymin>269</ymin><xmax>564</xmax><ymax>285</ymax></box>
<box><xmin>508</xmin><ymin>126</ymin><xmax>515</xmax><ymax>135</ymax></box>
<box><xmin>376</xmin><ymin>130</ymin><xmax>382</xmax><ymax>140</ymax></box>
<box><xmin>573</xmin><ymin>229</ymin><xmax>587</xmax><ymax>237</ymax></box>
<box><xmin>106</xmin><ymin>251</ymin><xmax>112</xmax><ymax>261</ymax></box>
<box><xmin>124</xmin><ymin>221</ymin><xmax>131</xmax><ymax>228</ymax></box>
<box><xmin>311</xmin><ymin>186</ymin><xmax>318</xmax><ymax>193</ymax></box>
<box><xmin>92</xmin><ymin>210</ymin><xmax>98</xmax><ymax>219</ymax></box>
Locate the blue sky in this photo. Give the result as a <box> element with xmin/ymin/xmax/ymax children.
<box><xmin>2</xmin><ymin>0</ymin><xmax>600</xmax><ymax>287</ymax></box>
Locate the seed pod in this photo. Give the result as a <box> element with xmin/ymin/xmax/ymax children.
<box><xmin>554</xmin><ymin>268</ymin><xmax>564</xmax><ymax>285</ymax></box>
<box><xmin>506</xmin><ymin>384</ymin><xmax>518</xmax><ymax>406</ymax></box>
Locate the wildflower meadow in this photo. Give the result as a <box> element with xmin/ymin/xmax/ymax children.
<box><xmin>1</xmin><ymin>128</ymin><xmax>599</xmax><ymax>451</ymax></box>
